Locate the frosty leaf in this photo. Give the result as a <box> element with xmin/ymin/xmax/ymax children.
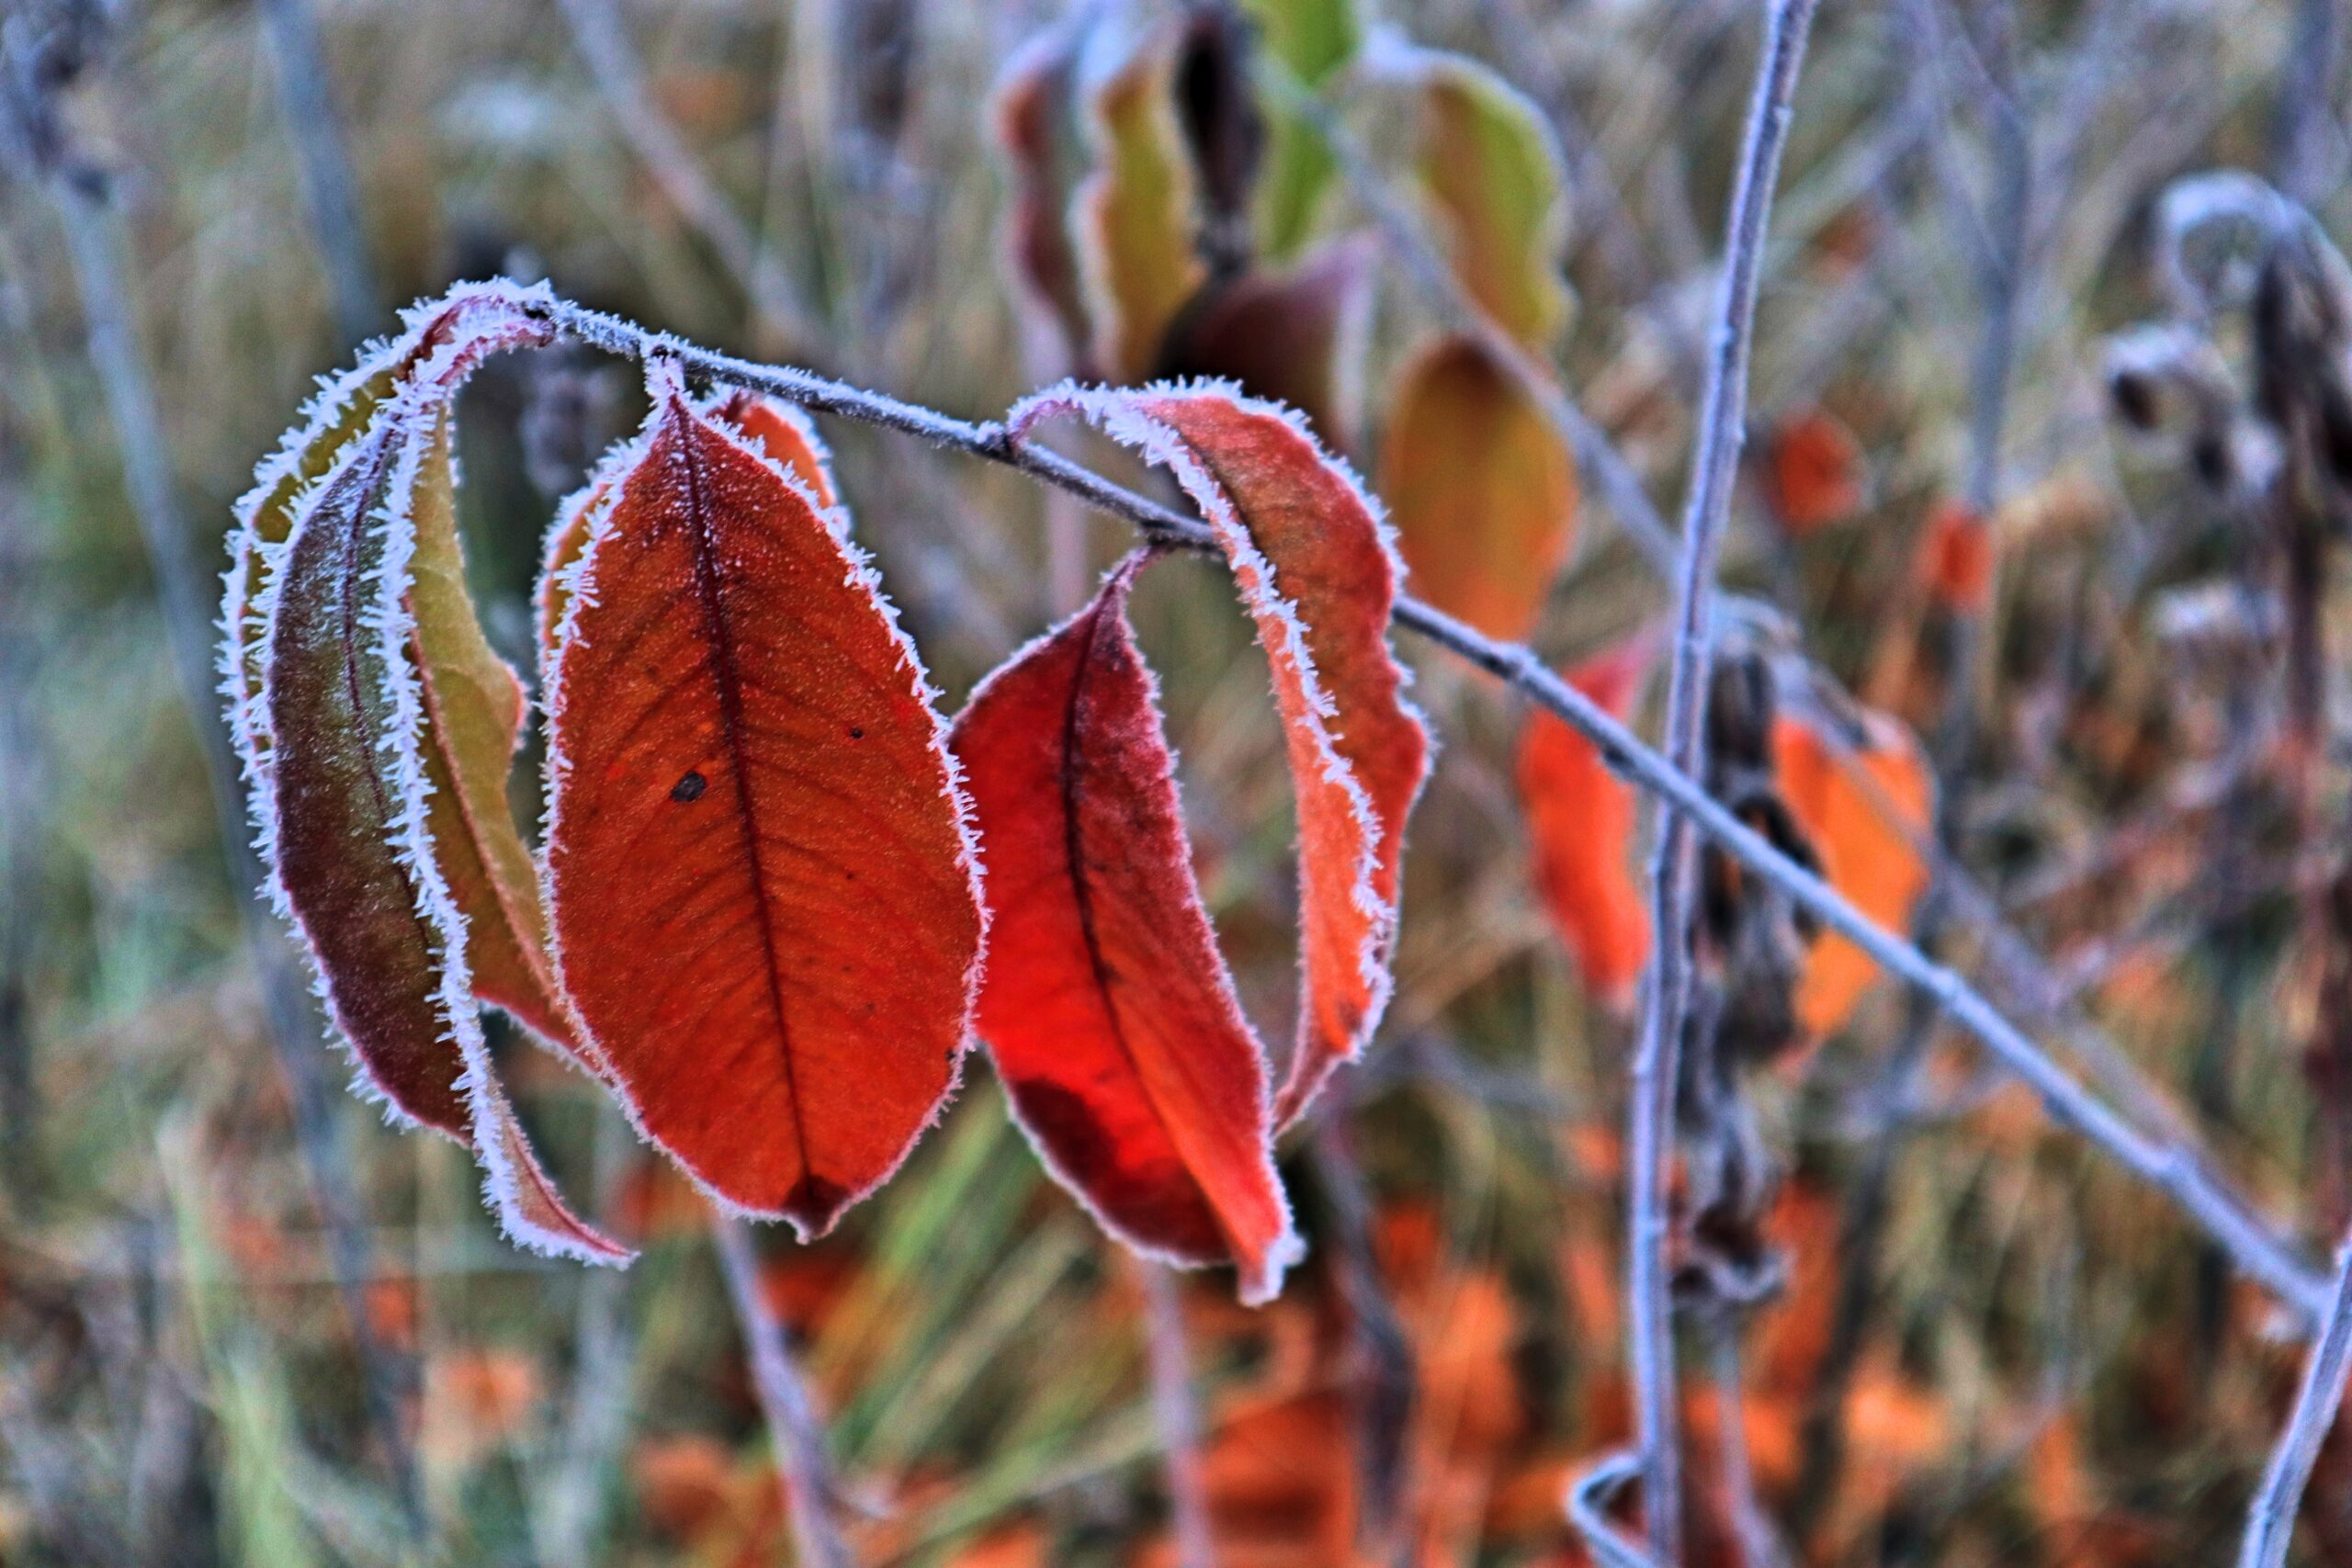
<box><xmin>1517</xmin><ymin>637</ymin><xmax>1654</xmax><ymax>1010</ymax></box>
<box><xmin>262</xmin><ymin>390</ymin><xmax>627</xmax><ymax>1265</ymax></box>
<box><xmin>222</xmin><ymin>282</ymin><xmax>558</xmax><ymax>852</ymax></box>
<box><xmin>543</xmin><ymin>363</ymin><xmax>984</xmax><ymax>1235</ymax></box>
<box><xmin>952</xmin><ymin>554</ymin><xmax>1301</xmax><ymax>1304</ymax></box>
<box><xmin>1010</xmin><ymin>381</ymin><xmax>1430</xmax><ymax>1128</ymax></box>
<box><xmin>406</xmin><ymin>415</ymin><xmax>591</xmax><ymax>1068</ymax></box>
<box><xmin>1075</xmin><ymin>23</ymin><xmax>1211</xmax><ymax>383</ymax></box>
<box><xmin>1381</xmin><ymin>333</ymin><xmax>1578</xmax><ymax>642</ymax></box>
<box><xmin>1771</xmin><ymin>708</ymin><xmax>1936</xmax><ymax>1038</ymax></box>
<box><xmin>537</xmin><ymin>390</ymin><xmax>835</xmax><ymax>673</ymax></box>
<box><xmin>1159</xmin><ymin>234</ymin><xmax>1374</xmax><ymax>450</ymax></box>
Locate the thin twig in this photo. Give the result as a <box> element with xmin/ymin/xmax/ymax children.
<box><xmin>711</xmin><ymin>1215</ymin><xmax>855</xmax><ymax>1568</ymax></box>
<box><xmin>531</xmin><ymin>290</ymin><xmax>2333</xmax><ymax>1327</ymax></box>
<box><xmin>20</xmin><ymin>79</ymin><xmax>427</xmax><ymax>1534</ymax></box>
<box><xmin>1623</xmin><ymin>1</ymin><xmax>1818</xmax><ymax>1556</ymax></box>
<box><xmin>1567</xmin><ymin>1450</ymin><xmax>1668</xmax><ymax>1568</ymax></box>
<box><xmin>1139</xmin><ymin>1263</ymin><xmax>1216</xmax><ymax>1568</ymax></box>
<box><xmin>2239</xmin><ymin>1230</ymin><xmax>2352</xmax><ymax>1568</ymax></box>
<box><xmin>254</xmin><ymin>0</ymin><xmax>380</xmax><ymax>346</ymax></box>
<box><xmin>552</xmin><ymin>0</ymin><xmax>821</xmax><ymax>355</ymax></box>
<box><xmin>1706</xmin><ymin>1316</ymin><xmax>1789</xmax><ymax>1568</ymax></box>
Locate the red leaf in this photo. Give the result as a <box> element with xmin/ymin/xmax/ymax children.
<box><xmin>1515</xmin><ymin>637</ymin><xmax>1653</xmax><ymax>1010</ymax></box>
<box><xmin>990</xmin><ymin>19</ymin><xmax>1097</xmax><ymax>376</ymax></box>
<box><xmin>1766</xmin><ymin>408</ymin><xmax>1864</xmax><ymax>535</ymax></box>
<box><xmin>259</xmin><ymin>346</ymin><xmax>627</xmax><ymax>1264</ymax></box>
<box><xmin>951</xmin><ymin>553</ymin><xmax>1301</xmax><ymax>1304</ymax></box>
<box><xmin>537</xmin><ymin>391</ymin><xmax>834</xmax><ymax>670</ymax></box>
<box><xmin>543</xmin><ymin>364</ymin><xmax>985</xmax><ymax>1235</ymax></box>
<box><xmin>1009</xmin><ymin>383</ymin><xmax>1430</xmax><ymax>1128</ymax></box>
<box><xmin>1917</xmin><ymin>498</ymin><xmax>1995</xmax><ymax>615</ymax></box>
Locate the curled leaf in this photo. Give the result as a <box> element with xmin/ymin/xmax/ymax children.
<box><xmin>260</xmin><ymin>371</ymin><xmax>626</xmax><ymax>1263</ymax></box>
<box><xmin>544</xmin><ymin>363</ymin><xmax>984</xmax><ymax>1235</ymax></box>
<box><xmin>952</xmin><ymin>554</ymin><xmax>1301</xmax><ymax>1304</ymax></box>
<box><xmin>991</xmin><ymin>20</ymin><xmax>1098</xmax><ymax>374</ymax></box>
<box><xmin>1075</xmin><ymin>24</ymin><xmax>1212</xmax><ymax>382</ymax></box>
<box><xmin>1516</xmin><ymin>637</ymin><xmax>1653</xmax><ymax>1010</ymax></box>
<box><xmin>1770</xmin><ymin>709</ymin><xmax>1935</xmax><ymax>1037</ymax></box>
<box><xmin>1010</xmin><ymin>381</ymin><xmax>1430</xmax><ymax>1127</ymax></box>
<box><xmin>1381</xmin><ymin>334</ymin><xmax>1578</xmax><ymax>642</ymax></box>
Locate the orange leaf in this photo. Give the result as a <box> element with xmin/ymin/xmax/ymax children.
<box><xmin>1917</xmin><ymin>498</ymin><xmax>1995</xmax><ymax>615</ymax></box>
<box><xmin>536</xmin><ymin>390</ymin><xmax>833</xmax><ymax>669</ymax></box>
<box><xmin>1011</xmin><ymin>383</ymin><xmax>1431</xmax><ymax>1128</ymax></box>
<box><xmin>1770</xmin><ymin>709</ymin><xmax>1935</xmax><ymax>1037</ymax></box>
<box><xmin>1383</xmin><ymin>335</ymin><xmax>1578</xmax><ymax>642</ymax></box>
<box><xmin>952</xmin><ymin>554</ymin><xmax>1300</xmax><ymax>1303</ymax></box>
<box><xmin>1515</xmin><ymin>637</ymin><xmax>1653</xmax><ymax>1010</ymax></box>
<box><xmin>1767</xmin><ymin>409</ymin><xmax>1864</xmax><ymax>535</ymax></box>
<box><xmin>544</xmin><ymin>363</ymin><xmax>985</xmax><ymax>1234</ymax></box>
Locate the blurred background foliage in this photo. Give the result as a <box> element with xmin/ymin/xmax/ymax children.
<box><xmin>4</xmin><ymin>0</ymin><xmax>2352</xmax><ymax>1562</ymax></box>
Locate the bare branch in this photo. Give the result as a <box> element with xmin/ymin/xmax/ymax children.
<box><xmin>1624</xmin><ymin>1</ymin><xmax>1818</xmax><ymax>1554</ymax></box>
<box><xmin>711</xmin><ymin>1215</ymin><xmax>855</xmax><ymax>1568</ymax></box>
<box><xmin>2240</xmin><ymin>1232</ymin><xmax>2352</xmax><ymax>1568</ymax></box>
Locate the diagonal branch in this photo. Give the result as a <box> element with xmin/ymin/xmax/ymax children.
<box><xmin>525</xmin><ymin>291</ymin><xmax>2332</xmax><ymax>1329</ymax></box>
<box><xmin>2240</xmin><ymin>1229</ymin><xmax>2352</xmax><ymax>1568</ymax></box>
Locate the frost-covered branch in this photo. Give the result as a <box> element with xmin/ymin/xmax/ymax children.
<box><xmin>1623</xmin><ymin>0</ymin><xmax>1818</xmax><ymax>1554</ymax></box>
<box><xmin>529</xmin><ymin>288</ymin><xmax>2333</xmax><ymax>1331</ymax></box>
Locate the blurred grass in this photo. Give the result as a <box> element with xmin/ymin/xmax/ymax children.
<box><xmin>4</xmin><ymin>0</ymin><xmax>2352</xmax><ymax>1563</ymax></box>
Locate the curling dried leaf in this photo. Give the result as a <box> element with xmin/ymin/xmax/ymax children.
<box><xmin>991</xmin><ymin>21</ymin><xmax>1097</xmax><ymax>373</ymax></box>
<box><xmin>1239</xmin><ymin>0</ymin><xmax>1361</xmax><ymax>260</ymax></box>
<box><xmin>1158</xmin><ymin>235</ymin><xmax>1373</xmax><ymax>447</ymax></box>
<box><xmin>223</xmin><ymin>283</ymin><xmax>555</xmax><ymax>843</ymax></box>
<box><xmin>1770</xmin><ymin>709</ymin><xmax>1935</xmax><ymax>1037</ymax></box>
<box><xmin>1397</xmin><ymin>48</ymin><xmax>1569</xmax><ymax>349</ymax></box>
<box><xmin>952</xmin><ymin>555</ymin><xmax>1301</xmax><ymax>1304</ymax></box>
<box><xmin>1076</xmin><ymin>26</ymin><xmax>1211</xmax><ymax>383</ymax></box>
<box><xmin>1381</xmin><ymin>334</ymin><xmax>1577</xmax><ymax>642</ymax></box>
<box><xmin>1516</xmin><ymin>638</ymin><xmax>1652</xmax><ymax>1010</ymax></box>
<box><xmin>262</xmin><ymin>390</ymin><xmax>626</xmax><ymax>1265</ymax></box>
<box><xmin>1010</xmin><ymin>382</ymin><xmax>1430</xmax><ymax>1128</ymax></box>
<box><xmin>544</xmin><ymin>365</ymin><xmax>984</xmax><ymax>1235</ymax></box>
<box><xmin>407</xmin><ymin>416</ymin><xmax>585</xmax><ymax>1065</ymax></box>
<box><xmin>1767</xmin><ymin>408</ymin><xmax>1865</xmax><ymax>535</ymax></box>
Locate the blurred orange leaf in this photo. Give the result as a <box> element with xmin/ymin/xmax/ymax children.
<box><xmin>1770</xmin><ymin>708</ymin><xmax>1935</xmax><ymax>1037</ymax></box>
<box><xmin>1384</xmin><ymin>335</ymin><xmax>1579</xmax><ymax>642</ymax></box>
<box><xmin>1767</xmin><ymin>409</ymin><xmax>1864</xmax><ymax>535</ymax></box>
<box><xmin>1516</xmin><ymin>637</ymin><xmax>1654</xmax><ymax>1010</ymax></box>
